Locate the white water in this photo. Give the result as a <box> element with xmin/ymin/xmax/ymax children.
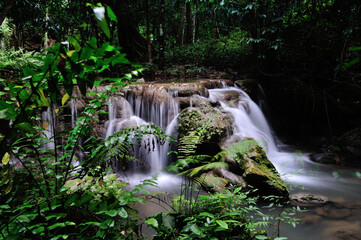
<box><xmin>102</xmin><ymin>83</ymin><xmax>361</xmax><ymax>202</ymax></box>
<box><xmin>208</xmin><ymin>86</ymin><xmax>361</xmax><ymax>199</ymax></box>
<box><xmin>105</xmin><ymin>87</ymin><xmax>180</xmax><ymax>176</ymax></box>
<box><xmin>42</xmin><ymin>107</ymin><xmax>55</xmax><ymax>149</ymax></box>
<box><xmin>205</xmin><ymin>84</ymin><xmax>361</xmax><ymax>240</ymax></box>
<box><xmin>83</xmin><ymin>82</ymin><xmax>361</xmax><ymax>240</ymax></box>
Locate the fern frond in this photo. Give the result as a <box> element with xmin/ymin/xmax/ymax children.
<box><xmin>195</xmin><ymin>175</ymin><xmax>229</xmax><ymax>188</ymax></box>
<box><xmin>187</xmin><ymin>162</ymin><xmax>228</xmax><ymax>177</ymax></box>
<box><xmin>226</xmin><ymin>138</ymin><xmax>259</xmax><ymax>159</ymax></box>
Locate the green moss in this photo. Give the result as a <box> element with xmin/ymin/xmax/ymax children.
<box><xmin>226</xmin><ymin>138</ymin><xmax>288</xmax><ymax>196</ymax></box>
<box><xmin>226</xmin><ymin>138</ymin><xmax>258</xmax><ymax>159</ymax></box>
<box><xmin>177</xmin><ymin>107</ymin><xmax>231</xmax><ymax>142</ymax></box>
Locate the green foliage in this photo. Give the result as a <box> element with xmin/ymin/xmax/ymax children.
<box><xmin>0</xmin><ymin>48</ymin><xmax>43</xmax><ymax>74</ymax></box>
<box><xmin>147</xmin><ymin>187</ymin><xmax>268</xmax><ymax>240</ymax></box>
<box><xmin>226</xmin><ymin>137</ymin><xmax>260</xmax><ymax>160</ymax></box>
<box><xmin>166</xmin><ymin>32</ymin><xmax>251</xmax><ymax>69</ymax></box>
<box><xmin>0</xmin><ymin>6</ymin><xmax>155</xmax><ymax>239</ymax></box>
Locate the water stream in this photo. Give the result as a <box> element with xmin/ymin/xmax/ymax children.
<box><xmin>97</xmin><ymin>82</ymin><xmax>361</xmax><ymax>239</ymax></box>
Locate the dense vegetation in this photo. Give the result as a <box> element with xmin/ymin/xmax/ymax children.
<box><xmin>1</xmin><ymin>0</ymin><xmax>360</xmax><ymax>239</ymax></box>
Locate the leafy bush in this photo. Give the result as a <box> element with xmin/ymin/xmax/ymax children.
<box><xmin>0</xmin><ymin>7</ymin><xmax>165</xmax><ymax>239</ymax></box>
<box><xmin>147</xmin><ymin>186</ymin><xmax>264</xmax><ymax>240</ymax></box>
<box><xmin>166</xmin><ymin>28</ymin><xmax>251</xmax><ymax>70</ymax></box>
<box><xmin>0</xmin><ymin>48</ymin><xmax>43</xmax><ymax>76</ymax></box>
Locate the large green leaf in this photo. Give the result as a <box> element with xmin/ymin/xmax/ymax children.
<box><xmin>162</xmin><ymin>215</ymin><xmax>175</xmax><ymax>228</ymax></box>
<box><xmin>106</xmin><ymin>6</ymin><xmax>117</xmax><ymax>22</ymax></box>
<box><xmin>118</xmin><ymin>207</ymin><xmax>128</xmax><ymax>218</ymax></box>
<box><xmin>216</xmin><ymin>220</ymin><xmax>228</xmax><ymax>229</ymax></box>
<box><xmin>145</xmin><ymin>218</ymin><xmax>159</xmax><ymax>229</ymax></box>
<box><xmin>2</xmin><ymin>152</ymin><xmax>10</xmax><ymax>165</ymax></box>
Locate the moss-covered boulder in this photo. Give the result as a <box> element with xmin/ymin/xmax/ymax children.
<box><xmin>177</xmin><ymin>95</ymin><xmax>233</xmax><ymax>155</ymax></box>
<box><xmin>226</xmin><ymin>138</ymin><xmax>289</xmax><ymax>198</ymax></box>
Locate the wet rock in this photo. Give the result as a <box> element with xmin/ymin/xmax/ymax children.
<box><xmin>201</xmin><ymin>171</ymin><xmax>228</xmax><ymax>192</ymax></box>
<box><xmin>169</xmin><ymin>82</ymin><xmax>209</xmax><ymax>97</ymax></box>
<box><xmin>201</xmin><ymin>168</ymin><xmax>246</xmax><ymax>192</ymax></box>
<box><xmin>226</xmin><ymin>138</ymin><xmax>289</xmax><ymax>198</ymax></box>
<box><xmin>329</xmin><ymin>230</ymin><xmax>361</xmax><ymax>240</ymax></box>
<box><xmin>290</xmin><ymin>193</ymin><xmax>328</xmax><ymax>207</ymax></box>
<box><xmin>214</xmin><ymin>168</ymin><xmax>247</xmax><ymax>187</ymax></box>
<box><xmin>310</xmin><ymin>145</ymin><xmax>343</xmax><ymax>165</ymax></box>
<box><xmin>177</xmin><ymin>96</ymin><xmax>233</xmax><ymax>146</ymax></box>
<box><xmin>178</xmin><ymin>97</ymin><xmax>190</xmax><ymax>109</ymax></box>
<box><xmin>112</xmin><ymin>97</ymin><xmax>133</xmax><ymax>119</ymax></box>
<box><xmin>234</xmin><ymin>79</ymin><xmax>259</xmax><ymax>100</ymax></box>
<box><xmin>199</xmin><ymin>79</ymin><xmax>234</xmax><ymax>89</ymax></box>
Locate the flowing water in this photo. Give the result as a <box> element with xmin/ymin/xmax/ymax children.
<box><xmin>42</xmin><ymin>107</ymin><xmax>55</xmax><ymax>149</ymax></box>
<box><xmin>89</xmin><ymin>82</ymin><xmax>361</xmax><ymax>239</ymax></box>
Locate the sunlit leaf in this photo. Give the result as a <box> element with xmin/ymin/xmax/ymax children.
<box><xmin>118</xmin><ymin>208</ymin><xmax>128</xmax><ymax>218</ymax></box>
<box><xmin>2</xmin><ymin>152</ymin><xmax>10</xmax><ymax>165</ymax></box>
<box><xmin>348</xmin><ymin>46</ymin><xmax>361</xmax><ymax>51</ymax></box>
<box><xmin>216</xmin><ymin>220</ymin><xmax>228</xmax><ymax>229</ymax></box>
<box><xmin>5</xmin><ymin>182</ymin><xmax>12</xmax><ymax>194</ymax></box>
<box><xmin>145</xmin><ymin>218</ymin><xmax>158</xmax><ymax>228</ymax></box>
<box><xmin>255</xmin><ymin>235</ymin><xmax>268</xmax><ymax>240</ymax></box>
<box><xmin>15</xmin><ymin>122</ymin><xmax>36</xmax><ymax>133</ymax></box>
<box><xmin>66</xmin><ymin>50</ymin><xmax>76</xmax><ymax>58</ymax></box>
<box><xmin>0</xmin><ymin>109</ymin><xmax>6</xmax><ymax>119</ymax></box>
<box><xmin>70</xmin><ymin>37</ymin><xmax>81</xmax><ymax>52</ymax></box>
<box><xmin>107</xmin><ymin>6</ymin><xmax>117</xmax><ymax>22</ymax></box>
<box><xmin>62</xmin><ymin>93</ymin><xmax>70</xmax><ymax>106</ymax></box>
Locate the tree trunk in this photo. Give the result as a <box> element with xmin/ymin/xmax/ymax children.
<box><xmin>185</xmin><ymin>2</ymin><xmax>193</xmax><ymax>44</ymax></box>
<box><xmin>192</xmin><ymin>2</ymin><xmax>197</xmax><ymax>43</ymax></box>
<box><xmin>145</xmin><ymin>0</ymin><xmax>152</xmax><ymax>63</ymax></box>
<box><xmin>179</xmin><ymin>4</ymin><xmax>186</xmax><ymax>46</ymax></box>
<box><xmin>107</xmin><ymin>0</ymin><xmax>147</xmax><ymax>60</ymax></box>
<box><xmin>159</xmin><ymin>0</ymin><xmax>165</xmax><ymax>70</ymax></box>
<box><xmin>44</xmin><ymin>6</ymin><xmax>49</xmax><ymax>49</ymax></box>
<box><xmin>214</xmin><ymin>9</ymin><xmax>221</xmax><ymax>39</ymax></box>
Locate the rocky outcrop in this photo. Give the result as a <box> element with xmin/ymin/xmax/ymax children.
<box><xmin>225</xmin><ymin>138</ymin><xmax>289</xmax><ymax>198</ymax></box>
<box><xmin>191</xmin><ymin>138</ymin><xmax>289</xmax><ymax>198</ymax></box>
<box><xmin>289</xmin><ymin>193</ymin><xmax>328</xmax><ymax>207</ymax></box>
<box><xmin>234</xmin><ymin>79</ymin><xmax>259</xmax><ymax>100</ymax></box>
<box><xmin>177</xmin><ymin>95</ymin><xmax>233</xmax><ymax>149</ymax></box>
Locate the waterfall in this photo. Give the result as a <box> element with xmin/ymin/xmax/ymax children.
<box><xmin>42</xmin><ymin>107</ymin><xmax>55</xmax><ymax>149</ymax></box>
<box><xmin>70</xmin><ymin>99</ymin><xmax>83</xmax><ymax>165</ymax></box>
<box><xmin>101</xmin><ymin>81</ymin><xmax>361</xmax><ymax>205</ymax></box>
<box><xmin>105</xmin><ymin>86</ymin><xmax>180</xmax><ymax>174</ymax></box>
<box><xmin>71</xmin><ymin>99</ymin><xmax>78</xmax><ymax>129</ymax></box>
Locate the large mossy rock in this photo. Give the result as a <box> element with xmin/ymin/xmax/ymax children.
<box><xmin>226</xmin><ymin>138</ymin><xmax>289</xmax><ymax>198</ymax></box>
<box><xmin>177</xmin><ymin>95</ymin><xmax>233</xmax><ymax>155</ymax></box>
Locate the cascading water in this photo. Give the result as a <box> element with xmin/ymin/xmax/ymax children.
<box><xmin>208</xmin><ymin>83</ymin><xmax>361</xmax><ymax>240</ymax></box>
<box><xmin>103</xmin><ymin>81</ymin><xmax>361</xmax><ymax>240</ymax></box>
<box><xmin>104</xmin><ymin>86</ymin><xmax>180</xmax><ymax>188</ymax></box>
<box><xmin>70</xmin><ymin>99</ymin><xmax>83</xmax><ymax>165</ymax></box>
<box><xmin>42</xmin><ymin>107</ymin><xmax>55</xmax><ymax>149</ymax></box>
<box><xmin>103</xmin><ymin>82</ymin><xmax>360</xmax><ymax>198</ymax></box>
